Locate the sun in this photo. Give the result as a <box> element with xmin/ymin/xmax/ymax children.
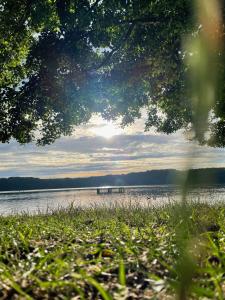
<box><xmin>92</xmin><ymin>122</ymin><xmax>122</xmax><ymax>139</ymax></box>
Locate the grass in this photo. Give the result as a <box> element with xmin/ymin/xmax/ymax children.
<box><xmin>0</xmin><ymin>202</ymin><xmax>225</xmax><ymax>299</ymax></box>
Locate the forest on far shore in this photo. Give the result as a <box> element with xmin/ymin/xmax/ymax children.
<box><xmin>1</xmin><ymin>168</ymin><xmax>225</xmax><ymax>192</ymax></box>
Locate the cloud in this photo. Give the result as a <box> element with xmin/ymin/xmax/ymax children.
<box><xmin>0</xmin><ymin>114</ymin><xmax>225</xmax><ymax>178</ymax></box>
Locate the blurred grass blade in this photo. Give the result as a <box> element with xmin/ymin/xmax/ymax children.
<box><xmin>185</xmin><ymin>0</ymin><xmax>223</xmax><ymax>143</ymax></box>
<box><xmin>119</xmin><ymin>259</ymin><xmax>126</xmax><ymax>286</ymax></box>
<box><xmin>86</xmin><ymin>277</ymin><xmax>112</xmax><ymax>300</ymax></box>
<box><xmin>178</xmin><ymin>1</ymin><xmax>224</xmax><ymax>299</ymax></box>
<box><xmin>37</xmin><ymin>280</ymin><xmax>85</xmax><ymax>299</ymax></box>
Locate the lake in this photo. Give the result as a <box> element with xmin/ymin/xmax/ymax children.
<box><xmin>0</xmin><ymin>185</ymin><xmax>225</xmax><ymax>215</ymax></box>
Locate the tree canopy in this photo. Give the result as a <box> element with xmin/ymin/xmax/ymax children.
<box><xmin>0</xmin><ymin>0</ymin><xmax>224</xmax><ymax>146</ymax></box>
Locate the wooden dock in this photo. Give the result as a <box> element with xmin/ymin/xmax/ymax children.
<box><xmin>96</xmin><ymin>187</ymin><xmax>125</xmax><ymax>194</ymax></box>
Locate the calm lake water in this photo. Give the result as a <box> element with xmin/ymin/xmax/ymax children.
<box><xmin>0</xmin><ymin>185</ymin><xmax>225</xmax><ymax>215</ymax></box>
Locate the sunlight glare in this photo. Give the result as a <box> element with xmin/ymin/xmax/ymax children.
<box><xmin>92</xmin><ymin>122</ymin><xmax>122</xmax><ymax>139</ymax></box>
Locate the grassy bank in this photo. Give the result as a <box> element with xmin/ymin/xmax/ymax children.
<box><xmin>0</xmin><ymin>202</ymin><xmax>225</xmax><ymax>299</ymax></box>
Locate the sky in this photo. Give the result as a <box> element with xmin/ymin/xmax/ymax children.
<box><xmin>1</xmin><ymin>112</ymin><xmax>225</xmax><ymax>178</ymax></box>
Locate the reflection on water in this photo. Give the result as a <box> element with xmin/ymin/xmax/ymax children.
<box><xmin>0</xmin><ymin>185</ymin><xmax>224</xmax><ymax>215</ymax></box>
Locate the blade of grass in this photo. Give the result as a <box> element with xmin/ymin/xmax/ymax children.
<box><xmin>118</xmin><ymin>259</ymin><xmax>126</xmax><ymax>286</ymax></box>
<box><xmin>85</xmin><ymin>276</ymin><xmax>112</xmax><ymax>300</ymax></box>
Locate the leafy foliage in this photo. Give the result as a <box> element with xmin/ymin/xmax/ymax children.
<box><xmin>1</xmin><ymin>0</ymin><xmax>224</xmax><ymax>146</ymax></box>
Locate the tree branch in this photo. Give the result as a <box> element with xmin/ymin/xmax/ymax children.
<box><xmin>93</xmin><ymin>23</ymin><xmax>136</xmax><ymax>71</ymax></box>
<box><xmin>15</xmin><ymin>0</ymin><xmax>32</xmax><ymax>34</ymax></box>
<box><xmin>89</xmin><ymin>0</ymin><xmax>102</xmax><ymax>12</ymax></box>
<box><xmin>115</xmin><ymin>15</ymin><xmax>170</xmax><ymax>26</ymax></box>
<box><xmin>79</xmin><ymin>0</ymin><xmax>102</xmax><ymax>20</ymax></box>
<box><xmin>56</xmin><ymin>0</ymin><xmax>70</xmax><ymax>28</ymax></box>
<box><xmin>90</xmin><ymin>14</ymin><xmax>170</xmax><ymax>71</ymax></box>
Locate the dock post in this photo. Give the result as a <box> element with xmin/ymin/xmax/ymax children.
<box><xmin>119</xmin><ymin>187</ymin><xmax>125</xmax><ymax>193</ymax></box>
<box><xmin>97</xmin><ymin>188</ymin><xmax>100</xmax><ymax>194</ymax></box>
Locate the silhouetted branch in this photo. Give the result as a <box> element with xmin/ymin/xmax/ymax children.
<box><xmin>93</xmin><ymin>23</ymin><xmax>135</xmax><ymax>70</ymax></box>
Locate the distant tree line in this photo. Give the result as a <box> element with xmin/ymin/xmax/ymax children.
<box><xmin>0</xmin><ymin>168</ymin><xmax>225</xmax><ymax>192</ymax></box>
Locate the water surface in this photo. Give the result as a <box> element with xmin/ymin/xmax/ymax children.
<box><xmin>0</xmin><ymin>185</ymin><xmax>224</xmax><ymax>215</ymax></box>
